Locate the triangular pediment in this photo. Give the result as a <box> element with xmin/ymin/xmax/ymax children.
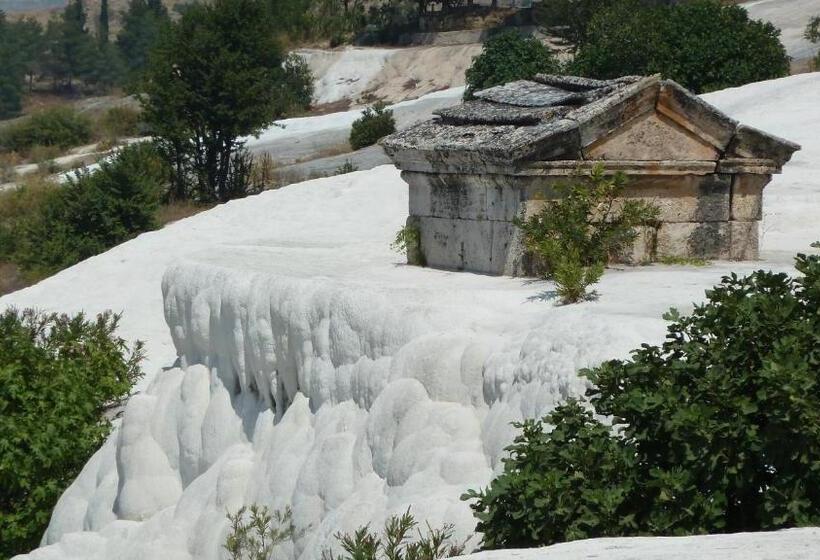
<box><xmin>583</xmin><ymin>109</ymin><xmax>721</xmax><ymax>161</ymax></box>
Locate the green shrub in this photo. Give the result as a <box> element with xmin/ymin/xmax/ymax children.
<box><xmin>391</xmin><ymin>223</ymin><xmax>425</xmax><ymax>267</ymax></box>
<box><xmin>515</xmin><ymin>166</ymin><xmax>658</xmax><ymax>303</ymax></box>
<box><xmin>533</xmin><ymin>0</ymin><xmax>615</xmax><ymax>45</ymax></box>
<box><xmin>323</xmin><ymin>509</ymin><xmax>465</xmax><ymax>560</ymax></box>
<box><xmin>465</xmin><ymin>245</ymin><xmax>820</xmax><ymax>548</ymax></box>
<box><xmin>98</xmin><ymin>105</ymin><xmax>143</xmax><ymax>141</ymax></box>
<box><xmin>0</xmin><ymin>176</ymin><xmax>55</xmax><ymax>264</ymax></box>
<box><xmin>335</xmin><ymin>159</ymin><xmax>357</xmax><ymax>175</ymax></box>
<box><xmin>349</xmin><ymin>103</ymin><xmax>396</xmax><ymax>151</ymax></box>
<box><xmin>224</xmin><ymin>505</ymin><xmax>298</xmax><ymax>560</ymax></box>
<box><xmin>464</xmin><ymin>31</ymin><xmax>559</xmax><ymax>99</ymax></box>
<box><xmin>0</xmin><ymin>308</ymin><xmax>143</xmax><ymax>558</ymax></box>
<box><xmin>12</xmin><ymin>142</ymin><xmax>167</xmax><ymax>279</ymax></box>
<box><xmin>0</xmin><ymin>107</ymin><xmax>92</xmax><ymax>153</ymax></box>
<box><xmin>573</xmin><ymin>0</ymin><xmax>789</xmax><ymax>93</ymax></box>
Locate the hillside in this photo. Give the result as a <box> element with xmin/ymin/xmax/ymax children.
<box><xmin>4</xmin><ymin>72</ymin><xmax>818</xmax><ymax>560</ymax></box>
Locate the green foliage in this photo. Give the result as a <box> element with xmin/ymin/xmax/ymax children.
<box><xmin>533</xmin><ymin>0</ymin><xmax>614</xmax><ymax>45</ymax></box>
<box><xmin>466</xmin><ymin>245</ymin><xmax>820</xmax><ymax>548</ymax></box>
<box><xmin>349</xmin><ymin>103</ymin><xmax>396</xmax><ymax>150</ymax></box>
<box><xmin>0</xmin><ymin>14</ymin><xmax>44</xmax><ymax>118</ymax></box>
<box><xmin>224</xmin><ymin>505</ymin><xmax>299</xmax><ymax>560</ymax></box>
<box><xmin>572</xmin><ymin>0</ymin><xmax>790</xmax><ymax>93</ymax></box>
<box><xmin>463</xmin><ymin>401</ymin><xmax>637</xmax><ymax>548</ymax></box>
<box><xmin>0</xmin><ymin>308</ymin><xmax>143</xmax><ymax>558</ymax></box>
<box><xmin>40</xmin><ymin>0</ymin><xmax>98</xmax><ymax>91</ymax></box>
<box><xmin>98</xmin><ymin>105</ymin><xmax>143</xmax><ymax>141</ymax></box>
<box><xmin>464</xmin><ymin>31</ymin><xmax>559</xmax><ymax>99</ymax></box>
<box><xmin>142</xmin><ymin>0</ymin><xmax>310</xmax><ymax>202</ymax></box>
<box><xmin>323</xmin><ymin>509</ymin><xmax>465</xmax><ymax>560</ymax></box>
<box><xmin>117</xmin><ymin>0</ymin><xmax>170</xmax><ymax>83</ymax></box>
<box><xmin>335</xmin><ymin>159</ymin><xmax>358</xmax><ymax>175</ymax></box>
<box><xmin>278</xmin><ymin>53</ymin><xmax>315</xmax><ymax>115</ymax></box>
<box><xmin>806</xmin><ymin>16</ymin><xmax>820</xmax><ymax>67</ymax></box>
<box><xmin>9</xmin><ymin>143</ymin><xmax>166</xmax><ymax>279</ymax></box>
<box><xmin>515</xmin><ymin>166</ymin><xmax>658</xmax><ymax>303</ymax></box>
<box><xmin>0</xmin><ymin>107</ymin><xmax>92</xmax><ymax>153</ymax></box>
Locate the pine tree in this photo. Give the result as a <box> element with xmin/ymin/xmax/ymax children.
<box><xmin>99</xmin><ymin>0</ymin><xmax>110</xmax><ymax>44</ymax></box>
<box><xmin>42</xmin><ymin>0</ymin><xmax>95</xmax><ymax>90</ymax></box>
<box><xmin>117</xmin><ymin>0</ymin><xmax>170</xmax><ymax>82</ymax></box>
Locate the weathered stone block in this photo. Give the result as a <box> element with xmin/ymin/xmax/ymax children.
<box><xmin>405</xmin><ymin>172</ymin><xmax>523</xmax><ymax>221</ymax></box>
<box><xmin>656</xmin><ymin>222</ymin><xmax>731</xmax><ymax>259</ymax></box>
<box><xmin>615</xmin><ymin>226</ymin><xmax>657</xmax><ymax>265</ymax></box>
<box><xmin>730</xmin><ymin>173</ymin><xmax>769</xmax><ymax>221</ymax></box>
<box><xmin>727</xmin><ymin>124</ymin><xmax>801</xmax><ymax>167</ymax></box>
<box><xmin>416</xmin><ymin>216</ymin><xmax>520</xmax><ymax>275</ymax></box>
<box><xmin>730</xmin><ymin>220</ymin><xmax>759</xmax><ymax>260</ymax></box>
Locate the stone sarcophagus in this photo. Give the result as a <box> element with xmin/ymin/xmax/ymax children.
<box><xmin>381</xmin><ymin>75</ymin><xmax>801</xmax><ymax>276</ymax></box>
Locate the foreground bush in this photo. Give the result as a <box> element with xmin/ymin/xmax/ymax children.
<box><xmin>349</xmin><ymin>103</ymin><xmax>395</xmax><ymax>150</ymax></box>
<box><xmin>323</xmin><ymin>509</ymin><xmax>465</xmax><ymax>560</ymax></box>
<box><xmin>0</xmin><ymin>309</ymin><xmax>143</xmax><ymax>558</ymax></box>
<box><xmin>573</xmin><ymin>0</ymin><xmax>789</xmax><ymax>93</ymax></box>
<box><xmin>225</xmin><ymin>505</ymin><xmax>298</xmax><ymax>560</ymax></box>
<box><xmin>465</xmin><ymin>245</ymin><xmax>820</xmax><ymax>547</ymax></box>
<box><xmin>0</xmin><ymin>107</ymin><xmax>92</xmax><ymax>153</ymax></box>
<box><xmin>12</xmin><ymin>142</ymin><xmax>166</xmax><ymax>279</ymax></box>
<box><xmin>516</xmin><ymin>166</ymin><xmax>658</xmax><ymax>303</ymax></box>
<box><xmin>464</xmin><ymin>31</ymin><xmax>559</xmax><ymax>99</ymax></box>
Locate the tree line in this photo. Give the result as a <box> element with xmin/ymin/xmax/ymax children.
<box><xmin>0</xmin><ymin>0</ymin><xmax>171</xmax><ymax>118</ymax></box>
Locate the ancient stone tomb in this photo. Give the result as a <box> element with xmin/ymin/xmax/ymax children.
<box><xmin>381</xmin><ymin>75</ymin><xmax>800</xmax><ymax>275</ymax></box>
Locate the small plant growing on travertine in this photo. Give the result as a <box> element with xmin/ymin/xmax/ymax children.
<box><xmin>322</xmin><ymin>509</ymin><xmax>465</xmax><ymax>560</ymax></box>
<box><xmin>391</xmin><ymin>223</ymin><xmax>425</xmax><ymax>266</ymax></box>
<box><xmin>224</xmin><ymin>505</ymin><xmax>298</xmax><ymax>560</ymax></box>
<box><xmin>335</xmin><ymin>159</ymin><xmax>358</xmax><ymax>175</ymax></box>
<box><xmin>516</xmin><ymin>165</ymin><xmax>659</xmax><ymax>304</ymax></box>
<box><xmin>349</xmin><ymin>103</ymin><xmax>396</xmax><ymax>150</ymax></box>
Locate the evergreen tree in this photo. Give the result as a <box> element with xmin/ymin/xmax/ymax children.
<box><xmin>0</xmin><ymin>10</ymin><xmax>25</xmax><ymax>118</ymax></box>
<box><xmin>141</xmin><ymin>0</ymin><xmax>312</xmax><ymax>201</ymax></box>
<box><xmin>42</xmin><ymin>0</ymin><xmax>96</xmax><ymax>90</ymax></box>
<box><xmin>117</xmin><ymin>0</ymin><xmax>170</xmax><ymax>83</ymax></box>
<box><xmin>99</xmin><ymin>0</ymin><xmax>110</xmax><ymax>45</ymax></box>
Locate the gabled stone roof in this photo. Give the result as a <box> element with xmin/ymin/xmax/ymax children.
<box><xmin>381</xmin><ymin>75</ymin><xmax>801</xmax><ymax>171</ymax></box>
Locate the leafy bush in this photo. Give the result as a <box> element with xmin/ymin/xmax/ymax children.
<box><xmin>0</xmin><ymin>308</ymin><xmax>143</xmax><ymax>558</ymax></box>
<box><xmin>465</xmin><ymin>244</ymin><xmax>820</xmax><ymax>548</ymax></box>
<box><xmin>277</xmin><ymin>53</ymin><xmax>314</xmax><ymax>115</ymax></box>
<box><xmin>323</xmin><ymin>509</ymin><xmax>465</xmax><ymax>560</ymax></box>
<box><xmin>349</xmin><ymin>103</ymin><xmax>396</xmax><ymax>151</ymax></box>
<box><xmin>464</xmin><ymin>31</ymin><xmax>559</xmax><ymax>99</ymax></box>
<box><xmin>11</xmin><ymin>142</ymin><xmax>167</xmax><ymax>279</ymax></box>
<box><xmin>391</xmin><ymin>223</ymin><xmax>425</xmax><ymax>266</ymax></box>
<box><xmin>533</xmin><ymin>0</ymin><xmax>615</xmax><ymax>45</ymax></box>
<box><xmin>572</xmin><ymin>0</ymin><xmax>789</xmax><ymax>93</ymax></box>
<box><xmin>224</xmin><ymin>505</ymin><xmax>299</xmax><ymax>560</ymax></box>
<box><xmin>98</xmin><ymin>105</ymin><xmax>143</xmax><ymax>142</ymax></box>
<box><xmin>0</xmin><ymin>107</ymin><xmax>92</xmax><ymax>153</ymax></box>
<box><xmin>515</xmin><ymin>166</ymin><xmax>658</xmax><ymax>303</ymax></box>
<box><xmin>0</xmin><ymin>175</ymin><xmax>55</xmax><ymax>264</ymax></box>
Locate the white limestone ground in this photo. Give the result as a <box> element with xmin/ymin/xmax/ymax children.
<box><xmin>4</xmin><ymin>73</ymin><xmax>820</xmax><ymax>560</ymax></box>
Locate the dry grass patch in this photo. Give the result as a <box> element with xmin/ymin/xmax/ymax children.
<box><xmin>157</xmin><ymin>200</ymin><xmax>214</xmax><ymax>226</ymax></box>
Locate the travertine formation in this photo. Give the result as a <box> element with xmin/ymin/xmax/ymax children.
<box><xmin>381</xmin><ymin>75</ymin><xmax>801</xmax><ymax>275</ymax></box>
